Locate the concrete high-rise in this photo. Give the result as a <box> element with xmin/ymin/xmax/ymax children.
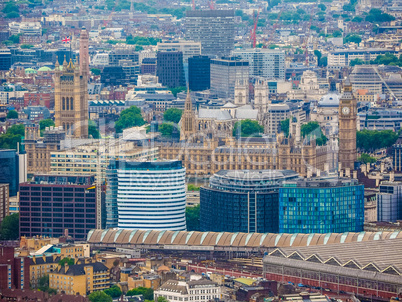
<box><xmin>232</xmin><ymin>48</ymin><xmax>285</xmax><ymax>80</ymax></box>
<box><xmin>210</xmin><ymin>56</ymin><xmax>249</xmax><ymax>99</ymax></box>
<box><xmin>185</xmin><ymin>10</ymin><xmax>235</xmax><ymax>57</ymax></box>
<box><xmin>54</xmin><ymin>56</ymin><xmax>89</xmax><ymax>138</ymax></box>
<box><xmin>106</xmin><ymin>160</ymin><xmax>186</xmax><ymax>231</ymax></box>
<box><xmin>156</xmin><ymin>51</ymin><xmax>186</xmax><ymax>88</ymax></box>
<box><xmin>79</xmin><ymin>27</ymin><xmax>89</xmax><ymax>78</ymax></box>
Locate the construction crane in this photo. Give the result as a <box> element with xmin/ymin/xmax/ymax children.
<box><xmin>266</xmin><ymin>7</ymin><xmax>284</xmax><ymax>47</ymax></box>
<box><xmin>209</xmin><ymin>0</ymin><xmax>215</xmax><ymax>10</ymax></box>
<box><xmin>192</xmin><ymin>0</ymin><xmax>195</xmax><ymax>10</ymax></box>
<box><xmin>304</xmin><ymin>13</ymin><xmax>313</xmax><ymax>66</ymax></box>
<box><xmin>250</xmin><ymin>10</ymin><xmax>259</xmax><ymax>48</ymax></box>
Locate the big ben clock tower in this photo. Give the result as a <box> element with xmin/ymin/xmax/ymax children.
<box><xmin>338</xmin><ymin>78</ymin><xmax>357</xmax><ymax>171</ymax></box>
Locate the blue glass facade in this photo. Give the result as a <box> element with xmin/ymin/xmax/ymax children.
<box><xmin>0</xmin><ymin>150</ymin><xmax>19</xmax><ymax>197</ymax></box>
<box><xmin>279</xmin><ymin>180</ymin><xmax>364</xmax><ymax>233</ymax></box>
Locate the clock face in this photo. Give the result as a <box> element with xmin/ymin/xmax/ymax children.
<box><xmin>342</xmin><ymin>107</ymin><xmax>350</xmax><ymax>115</ymax></box>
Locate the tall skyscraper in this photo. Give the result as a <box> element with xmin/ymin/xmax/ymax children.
<box><xmin>232</xmin><ymin>48</ymin><xmax>285</xmax><ymax>80</ymax></box>
<box><xmin>210</xmin><ymin>56</ymin><xmax>249</xmax><ymax>99</ymax></box>
<box><xmin>188</xmin><ymin>55</ymin><xmax>210</xmax><ymax>91</ymax></box>
<box><xmin>185</xmin><ymin>10</ymin><xmax>235</xmax><ymax>57</ymax></box>
<box><xmin>0</xmin><ymin>149</ymin><xmax>20</xmax><ymax>197</ymax></box>
<box><xmin>156</xmin><ymin>51</ymin><xmax>186</xmax><ymax>88</ymax></box>
<box><xmin>106</xmin><ymin>160</ymin><xmax>186</xmax><ymax>231</ymax></box>
<box><xmin>338</xmin><ymin>79</ymin><xmax>357</xmax><ymax>171</ymax></box>
<box><xmin>54</xmin><ymin>56</ymin><xmax>88</xmax><ymax>138</ymax></box>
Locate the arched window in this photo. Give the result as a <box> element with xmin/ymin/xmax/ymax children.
<box><xmin>70</xmin><ymin>97</ymin><xmax>74</xmax><ymax>110</ymax></box>
<box><xmin>66</xmin><ymin>97</ymin><xmax>69</xmax><ymax>110</ymax></box>
<box><xmin>62</xmin><ymin>97</ymin><xmax>65</xmax><ymax>110</ymax></box>
<box><xmin>238</xmin><ymin>93</ymin><xmax>243</xmax><ymax>104</ymax></box>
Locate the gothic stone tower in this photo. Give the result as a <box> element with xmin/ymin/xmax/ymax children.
<box><xmin>254</xmin><ymin>79</ymin><xmax>269</xmax><ymax>122</ymax></box>
<box><xmin>180</xmin><ymin>90</ymin><xmax>196</xmax><ymax>141</ymax></box>
<box><xmin>338</xmin><ymin>79</ymin><xmax>357</xmax><ymax>171</ymax></box>
<box><xmin>234</xmin><ymin>79</ymin><xmax>249</xmax><ymax>106</ymax></box>
<box><xmin>54</xmin><ymin>57</ymin><xmax>88</xmax><ymax>138</ymax></box>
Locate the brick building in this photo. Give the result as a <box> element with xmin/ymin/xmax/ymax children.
<box><xmin>24</xmin><ymin>91</ymin><xmax>54</xmax><ymax>108</ymax></box>
<box><xmin>0</xmin><ymin>246</ymin><xmax>30</xmax><ymax>290</ymax></box>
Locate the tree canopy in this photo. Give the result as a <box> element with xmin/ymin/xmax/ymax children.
<box><xmin>169</xmin><ymin>86</ymin><xmax>186</xmax><ymax>97</ymax></box>
<box><xmin>88</xmin><ymin>291</ymin><xmax>113</xmax><ymax>302</ymax></box>
<box><xmin>58</xmin><ymin>257</ymin><xmax>74</xmax><ymax>266</ymax></box>
<box><xmin>356</xmin><ymin>130</ymin><xmax>398</xmax><ymax>152</ymax></box>
<box><xmin>0</xmin><ymin>213</ymin><xmax>19</xmax><ymax>240</ymax></box>
<box><xmin>344</xmin><ymin>34</ymin><xmax>362</xmax><ymax>44</ymax></box>
<box><xmin>186</xmin><ymin>204</ymin><xmax>200</xmax><ymax>231</ymax></box>
<box><xmin>104</xmin><ymin>285</ymin><xmax>122</xmax><ymax>298</ymax></box>
<box><xmin>126</xmin><ymin>287</ymin><xmax>154</xmax><ymax>300</ymax></box>
<box><xmin>0</xmin><ymin>124</ymin><xmax>24</xmax><ymax>149</ymax></box>
<box><xmin>233</xmin><ymin>119</ymin><xmax>264</xmax><ymax>137</ymax></box>
<box><xmin>159</xmin><ymin>123</ymin><xmax>176</xmax><ymax>137</ymax></box>
<box><xmin>301</xmin><ymin>121</ymin><xmax>327</xmax><ymax>146</ymax></box>
<box><xmin>115</xmin><ymin>106</ymin><xmax>145</xmax><ymax>133</ymax></box>
<box><xmin>365</xmin><ymin>8</ymin><xmax>395</xmax><ymax>23</ymax></box>
<box><xmin>358</xmin><ymin>153</ymin><xmax>377</xmax><ymax>164</ymax></box>
<box><xmin>37</xmin><ymin>274</ymin><xmax>57</xmax><ymax>294</ymax></box>
<box><xmin>163</xmin><ymin>108</ymin><xmax>183</xmax><ymax>124</ymax></box>
<box><xmin>88</xmin><ymin>120</ymin><xmax>100</xmax><ymax>139</ymax></box>
<box><xmin>280</xmin><ymin>119</ymin><xmax>290</xmax><ymax>137</ymax></box>
<box><xmin>7</xmin><ymin>110</ymin><xmax>18</xmax><ymax>119</ymax></box>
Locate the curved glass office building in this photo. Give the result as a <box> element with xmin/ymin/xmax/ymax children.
<box><xmin>107</xmin><ymin>160</ymin><xmax>186</xmax><ymax>230</ymax></box>
<box><xmin>200</xmin><ymin>170</ymin><xmax>299</xmax><ymax>233</ymax></box>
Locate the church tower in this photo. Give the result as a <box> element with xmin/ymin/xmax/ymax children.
<box><xmin>338</xmin><ymin>78</ymin><xmax>357</xmax><ymax>171</ymax></box>
<box><xmin>254</xmin><ymin>79</ymin><xmax>269</xmax><ymax>121</ymax></box>
<box><xmin>180</xmin><ymin>90</ymin><xmax>195</xmax><ymax>141</ymax></box>
<box><xmin>234</xmin><ymin>79</ymin><xmax>249</xmax><ymax>106</ymax></box>
<box><xmin>54</xmin><ymin>56</ymin><xmax>88</xmax><ymax>138</ymax></box>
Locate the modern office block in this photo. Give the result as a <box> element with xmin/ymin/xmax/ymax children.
<box><xmin>0</xmin><ymin>49</ymin><xmax>12</xmax><ymax>71</ymax></box>
<box><xmin>106</xmin><ymin>160</ymin><xmax>186</xmax><ymax>230</ymax></box>
<box><xmin>210</xmin><ymin>56</ymin><xmax>249</xmax><ymax>98</ymax></box>
<box><xmin>185</xmin><ymin>10</ymin><xmax>235</xmax><ymax>57</ymax></box>
<box><xmin>0</xmin><ymin>149</ymin><xmax>20</xmax><ymax>197</ymax></box>
<box><xmin>157</xmin><ymin>41</ymin><xmax>201</xmax><ymax>63</ymax></box>
<box><xmin>188</xmin><ymin>55</ymin><xmax>210</xmax><ymax>91</ymax></box>
<box><xmin>377</xmin><ymin>182</ymin><xmax>402</xmax><ymax>222</ymax></box>
<box><xmin>232</xmin><ymin>48</ymin><xmax>285</xmax><ymax>80</ymax></box>
<box><xmin>200</xmin><ymin>170</ymin><xmax>299</xmax><ymax>233</ymax></box>
<box><xmin>156</xmin><ymin>51</ymin><xmax>186</xmax><ymax>88</ymax></box>
<box><xmin>279</xmin><ymin>178</ymin><xmax>364</xmax><ymax>233</ymax></box>
<box><xmin>19</xmin><ymin>174</ymin><xmax>98</xmax><ymax>240</ymax></box>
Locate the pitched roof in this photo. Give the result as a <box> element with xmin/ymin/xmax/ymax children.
<box><xmin>56</xmin><ymin>262</ymin><xmax>108</xmax><ymax>276</ymax></box>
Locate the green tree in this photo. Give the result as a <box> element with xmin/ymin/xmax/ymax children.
<box><xmin>268</xmin><ymin>44</ymin><xmax>279</xmax><ymax>49</ymax></box>
<box><xmin>115</xmin><ymin>106</ymin><xmax>145</xmax><ymax>133</ymax></box>
<box><xmin>356</xmin><ymin>129</ymin><xmax>398</xmax><ymax>152</ymax></box>
<box><xmin>301</xmin><ymin>121</ymin><xmax>327</xmax><ymax>146</ymax></box>
<box><xmin>8</xmin><ymin>34</ymin><xmax>20</xmax><ymax>44</ymax></box>
<box><xmin>126</xmin><ymin>287</ymin><xmax>154</xmax><ymax>300</ymax></box>
<box><xmin>318</xmin><ymin>3</ymin><xmax>326</xmax><ymax>11</ymax></box>
<box><xmin>0</xmin><ymin>213</ymin><xmax>19</xmax><ymax>240</ymax></box>
<box><xmin>88</xmin><ymin>291</ymin><xmax>113</xmax><ymax>302</ymax></box>
<box><xmin>88</xmin><ymin>120</ymin><xmax>100</xmax><ymax>139</ymax></box>
<box><xmin>352</xmin><ymin>16</ymin><xmax>363</xmax><ymax>22</ymax></box>
<box><xmin>104</xmin><ymin>285</ymin><xmax>122</xmax><ymax>298</ymax></box>
<box><xmin>169</xmin><ymin>86</ymin><xmax>186</xmax><ymax>97</ymax></box>
<box><xmin>39</xmin><ymin>119</ymin><xmax>55</xmax><ymax>133</ymax></box>
<box><xmin>0</xmin><ymin>124</ymin><xmax>24</xmax><ymax>149</ymax></box>
<box><xmin>20</xmin><ymin>44</ymin><xmax>33</xmax><ymax>49</ymax></box>
<box><xmin>91</xmin><ymin>68</ymin><xmax>101</xmax><ymax>75</ymax></box>
<box><xmin>2</xmin><ymin>2</ymin><xmax>19</xmax><ymax>14</ymax></box>
<box><xmin>7</xmin><ymin>110</ymin><xmax>18</xmax><ymax>119</ymax></box>
<box><xmin>344</xmin><ymin>34</ymin><xmax>362</xmax><ymax>44</ymax></box>
<box><xmin>58</xmin><ymin>257</ymin><xmax>74</xmax><ymax>266</ymax></box>
<box><xmin>158</xmin><ymin>297</ymin><xmax>169</xmax><ymax>302</ymax></box>
<box><xmin>188</xmin><ymin>184</ymin><xmax>200</xmax><ymax>191</ymax></box>
<box><xmin>6</xmin><ymin>12</ymin><xmax>20</xmax><ymax>18</ymax></box>
<box><xmin>280</xmin><ymin>119</ymin><xmax>290</xmax><ymax>137</ymax></box>
<box><xmin>186</xmin><ymin>204</ymin><xmax>200</xmax><ymax>231</ymax></box>
<box><xmin>163</xmin><ymin>108</ymin><xmax>183</xmax><ymax>123</ymax></box>
<box><xmin>332</xmin><ymin>30</ymin><xmax>342</xmax><ymax>38</ymax></box>
<box><xmin>233</xmin><ymin>119</ymin><xmax>264</xmax><ymax>137</ymax></box>
<box><xmin>358</xmin><ymin>153</ymin><xmax>377</xmax><ymax>164</ymax></box>
<box><xmin>159</xmin><ymin>123</ymin><xmax>175</xmax><ymax>137</ymax></box>
<box><xmin>365</xmin><ymin>8</ymin><xmax>395</xmax><ymax>23</ymax></box>
<box><xmin>350</xmin><ymin>58</ymin><xmax>365</xmax><ymax>66</ymax></box>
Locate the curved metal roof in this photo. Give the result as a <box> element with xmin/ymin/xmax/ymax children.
<box><xmin>87</xmin><ymin>229</ymin><xmax>402</xmax><ymax>249</ymax></box>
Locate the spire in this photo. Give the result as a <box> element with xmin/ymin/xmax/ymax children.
<box><xmin>63</xmin><ymin>55</ymin><xmax>68</xmax><ymax>68</ymax></box>
<box><xmin>185</xmin><ymin>89</ymin><xmax>192</xmax><ymax>111</ymax></box>
<box><xmin>180</xmin><ymin>89</ymin><xmax>196</xmax><ymax>141</ymax></box>
<box><xmin>55</xmin><ymin>56</ymin><xmax>60</xmax><ymax>68</ymax></box>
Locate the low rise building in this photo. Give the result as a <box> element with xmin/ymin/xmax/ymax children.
<box><xmin>154</xmin><ymin>279</ymin><xmax>221</xmax><ymax>302</ymax></box>
<box><xmin>49</xmin><ymin>261</ymin><xmax>110</xmax><ymax>295</ymax></box>
<box><xmin>29</xmin><ymin>255</ymin><xmax>61</xmax><ymax>289</ymax></box>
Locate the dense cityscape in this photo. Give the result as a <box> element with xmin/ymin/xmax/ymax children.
<box><xmin>0</xmin><ymin>0</ymin><xmax>401</xmax><ymax>301</ymax></box>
